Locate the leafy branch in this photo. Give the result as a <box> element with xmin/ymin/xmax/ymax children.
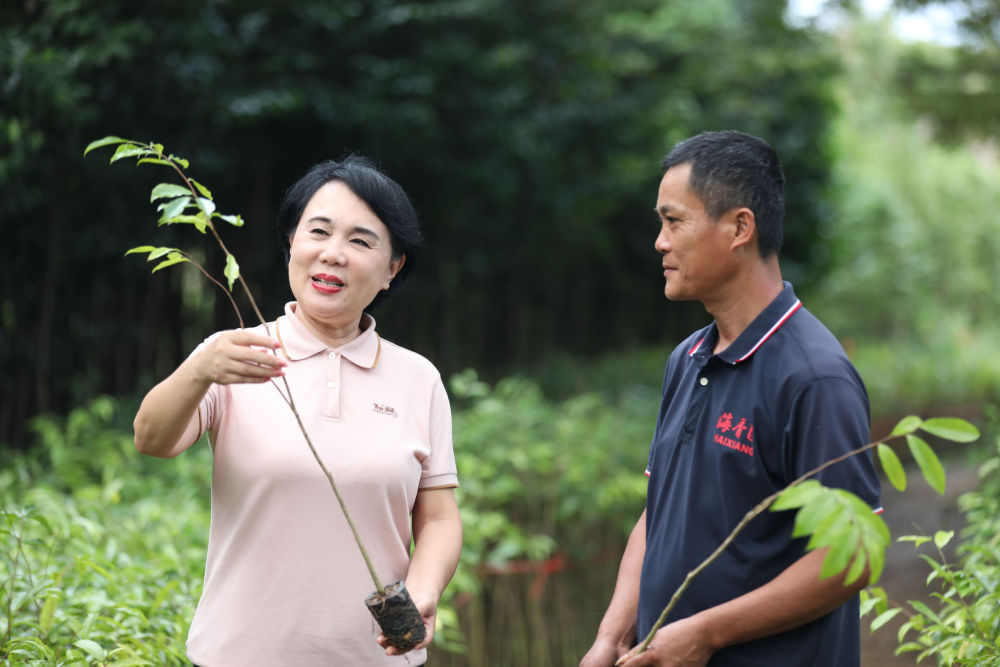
<box><xmin>862</xmin><ymin>437</ymin><xmax>1000</xmax><ymax>666</ymax></box>
<box><xmin>85</xmin><ymin>137</ymin><xmax>386</xmax><ymax>594</ymax></box>
<box><xmin>627</xmin><ymin>415</ymin><xmax>980</xmax><ymax>660</ymax></box>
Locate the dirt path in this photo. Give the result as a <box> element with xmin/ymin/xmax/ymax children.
<box><xmin>860</xmin><ymin>462</ymin><xmax>980</xmax><ymax>666</ymax></box>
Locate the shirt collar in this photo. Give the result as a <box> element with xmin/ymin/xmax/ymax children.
<box><xmin>275</xmin><ymin>301</ymin><xmax>381</xmax><ymax>369</ymax></box>
<box><xmin>689</xmin><ymin>282</ymin><xmax>802</xmax><ymax>365</ymax></box>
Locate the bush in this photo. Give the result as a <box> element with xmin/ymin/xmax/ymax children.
<box><xmin>1</xmin><ymin>377</ymin><xmax>656</xmax><ymax>664</ymax></box>
<box><xmin>863</xmin><ymin>434</ymin><xmax>1000</xmax><ymax>665</ymax></box>
<box><xmin>0</xmin><ymin>398</ymin><xmax>210</xmax><ymax>665</ymax></box>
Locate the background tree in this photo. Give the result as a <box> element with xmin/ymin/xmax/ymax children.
<box><xmin>0</xmin><ymin>0</ymin><xmax>838</xmax><ymax>448</ymax></box>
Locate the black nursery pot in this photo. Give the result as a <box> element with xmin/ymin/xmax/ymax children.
<box><xmin>365</xmin><ymin>580</ymin><xmax>426</xmax><ymax>650</ymax></box>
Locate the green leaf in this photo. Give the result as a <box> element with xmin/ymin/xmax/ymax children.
<box><xmin>150</xmin><ymin>183</ymin><xmax>191</xmax><ymax>202</ymax></box>
<box><xmin>84</xmin><ymin>136</ymin><xmax>128</xmax><ymax>156</ymax></box>
<box><xmin>159</xmin><ymin>214</ymin><xmax>209</xmax><ymax>233</ymax></box>
<box><xmin>74</xmin><ymin>639</ymin><xmax>106</xmax><ymax>659</ymax></box>
<box><xmin>791</xmin><ymin>493</ymin><xmax>836</xmax><ymax>539</ymax></box>
<box><xmin>157</xmin><ymin>196</ymin><xmax>191</xmax><ymax>221</ymax></box>
<box><xmin>866</xmin><ymin>586</ymin><xmax>888</xmax><ymax>615</ymax></box>
<box><xmin>907</xmin><ymin>435</ymin><xmax>946</xmax><ymax>495</ymax></box>
<box><xmin>859</xmin><ymin>591</ymin><xmax>881</xmax><ymax>617</ymax></box>
<box><xmin>190</xmin><ymin>178</ymin><xmax>213</xmax><ymax>200</ymax></box>
<box><xmin>772</xmin><ymin>479</ymin><xmax>824</xmax><ymax>511</ymax></box>
<box><xmin>895</xmin><ymin>642</ymin><xmax>926</xmax><ymax>655</ymax></box>
<box><xmin>167</xmin><ymin>155</ymin><xmax>190</xmax><ymax>169</ymax></box>
<box><xmin>224</xmin><ymin>254</ymin><xmax>240</xmax><ymax>290</ymax></box>
<box><xmin>898</xmin><ymin>534</ymin><xmax>932</xmax><ymax>548</ymax></box>
<box><xmin>890</xmin><ymin>415</ymin><xmax>923</xmax><ymax>437</ymax></box>
<box><xmin>152</xmin><ymin>253</ymin><xmax>188</xmax><ymax>273</ymax></box>
<box><xmin>877</xmin><ymin>444</ymin><xmax>906</xmax><ymax>491</ymax></box>
<box><xmin>216</xmin><ymin>213</ymin><xmax>245</xmax><ymax>227</ymax></box>
<box><xmin>145</xmin><ymin>247</ymin><xmax>175</xmax><ymax>262</ymax></box>
<box><xmin>136</xmin><ymin>157</ymin><xmax>175</xmax><ymax>168</ymax></box>
<box><xmin>844</xmin><ymin>547</ymin><xmax>867</xmax><ymax>586</ymax></box>
<box><xmin>897</xmin><ymin>619</ymin><xmax>913</xmax><ymax>643</ymax></box>
<box><xmin>820</xmin><ymin>524</ymin><xmax>860</xmax><ymax>579</ymax></box>
<box><xmin>39</xmin><ymin>590</ymin><xmax>59</xmax><ymax>633</ymax></box>
<box><xmin>109</xmin><ymin>659</ymin><xmax>153</xmax><ymax>667</ymax></box>
<box><xmin>933</xmin><ymin>530</ymin><xmax>954</xmax><ymax>549</ymax></box>
<box><xmin>908</xmin><ymin>599</ymin><xmax>942</xmax><ymax>623</ymax></box>
<box><xmin>110</xmin><ymin>143</ymin><xmax>153</xmax><ymax>163</ymax></box>
<box><xmin>865</xmin><ymin>538</ymin><xmax>886</xmax><ymax>583</ymax></box>
<box><xmin>920</xmin><ymin>418</ymin><xmax>980</xmax><ymax>443</ymax></box>
<box><xmin>870</xmin><ymin>608</ymin><xmax>902</xmax><ymax>632</ymax></box>
<box><xmin>125</xmin><ymin>245</ymin><xmax>157</xmax><ymax>256</ymax></box>
<box><xmin>197</xmin><ymin>197</ymin><xmax>216</xmax><ymax>216</ymax></box>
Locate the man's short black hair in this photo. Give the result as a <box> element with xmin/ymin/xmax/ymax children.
<box><xmin>276</xmin><ymin>156</ymin><xmax>422</xmax><ymax>312</ymax></box>
<box><xmin>662</xmin><ymin>130</ymin><xmax>784</xmax><ymax>257</ymax></box>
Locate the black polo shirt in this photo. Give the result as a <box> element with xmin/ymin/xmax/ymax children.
<box><xmin>637</xmin><ymin>282</ymin><xmax>881</xmax><ymax>667</ymax></box>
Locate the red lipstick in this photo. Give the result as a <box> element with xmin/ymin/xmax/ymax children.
<box><xmin>311</xmin><ymin>273</ymin><xmax>344</xmax><ymax>294</ymax></box>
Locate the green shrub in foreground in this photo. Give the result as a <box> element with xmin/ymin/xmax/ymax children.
<box><xmin>863</xmin><ymin>435</ymin><xmax>1000</xmax><ymax>665</ymax></box>
<box><xmin>1</xmin><ymin>377</ymin><xmax>654</xmax><ymax>664</ymax></box>
<box><xmin>1</xmin><ymin>399</ymin><xmax>210</xmax><ymax>666</ymax></box>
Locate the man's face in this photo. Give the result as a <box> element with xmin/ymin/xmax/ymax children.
<box><xmin>654</xmin><ymin>163</ymin><xmax>736</xmax><ymax>303</ymax></box>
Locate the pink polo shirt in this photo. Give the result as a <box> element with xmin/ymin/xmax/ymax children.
<box><xmin>181</xmin><ymin>302</ymin><xmax>457</xmax><ymax>666</ymax></box>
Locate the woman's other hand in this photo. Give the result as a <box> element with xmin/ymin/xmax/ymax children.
<box><xmin>376</xmin><ymin>591</ymin><xmax>438</xmax><ymax>656</ymax></box>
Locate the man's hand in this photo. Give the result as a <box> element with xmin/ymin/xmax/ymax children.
<box><xmin>615</xmin><ymin>617</ymin><xmax>713</xmax><ymax>667</ymax></box>
<box><xmin>579</xmin><ymin>635</ymin><xmax>628</xmax><ymax>667</ymax></box>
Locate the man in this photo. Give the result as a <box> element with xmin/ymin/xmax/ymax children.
<box><xmin>580</xmin><ymin>131</ymin><xmax>881</xmax><ymax>667</ymax></box>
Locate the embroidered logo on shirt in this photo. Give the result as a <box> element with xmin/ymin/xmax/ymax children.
<box><xmin>373</xmin><ymin>403</ymin><xmax>399</xmax><ymax>418</ymax></box>
<box><xmin>714</xmin><ymin>411</ymin><xmax>755</xmax><ymax>456</ymax></box>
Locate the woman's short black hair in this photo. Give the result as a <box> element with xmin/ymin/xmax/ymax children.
<box><xmin>276</xmin><ymin>155</ymin><xmax>422</xmax><ymax>312</ymax></box>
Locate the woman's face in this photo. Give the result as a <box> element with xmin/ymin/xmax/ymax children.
<box><xmin>287</xmin><ymin>181</ymin><xmax>404</xmax><ymax>332</ymax></box>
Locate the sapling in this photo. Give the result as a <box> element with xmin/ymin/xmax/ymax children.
<box><xmin>85</xmin><ymin>136</ymin><xmax>425</xmax><ymax>650</ymax></box>
<box><xmin>621</xmin><ymin>415</ymin><xmax>979</xmax><ymax>663</ymax></box>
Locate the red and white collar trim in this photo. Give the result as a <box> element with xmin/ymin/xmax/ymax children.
<box><xmin>687</xmin><ymin>299</ymin><xmax>802</xmax><ymax>362</ymax></box>
<box><xmin>735</xmin><ymin>300</ymin><xmax>802</xmax><ymax>363</ymax></box>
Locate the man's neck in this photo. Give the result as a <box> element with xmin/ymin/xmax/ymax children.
<box><xmin>706</xmin><ymin>257</ymin><xmax>784</xmax><ymax>355</ymax></box>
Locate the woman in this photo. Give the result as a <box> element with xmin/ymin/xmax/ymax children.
<box><xmin>133</xmin><ymin>157</ymin><xmax>462</xmax><ymax>666</ymax></box>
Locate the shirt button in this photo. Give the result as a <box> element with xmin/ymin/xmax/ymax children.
<box><xmin>328</xmin><ymin>352</ymin><xmax>337</xmax><ymax>360</ymax></box>
<box><xmin>327</xmin><ymin>381</ymin><xmax>336</xmax><ymax>389</ymax></box>
<box><xmin>699</xmin><ymin>377</ymin><xmax>709</xmax><ymax>386</ymax></box>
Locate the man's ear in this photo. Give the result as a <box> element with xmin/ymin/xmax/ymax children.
<box><xmin>731</xmin><ymin>207</ymin><xmax>756</xmax><ymax>251</ymax></box>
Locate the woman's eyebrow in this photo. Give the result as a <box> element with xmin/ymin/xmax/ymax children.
<box><xmin>305</xmin><ymin>217</ymin><xmax>380</xmax><ymax>241</ymax></box>
<box><xmin>351</xmin><ymin>225</ymin><xmax>382</xmax><ymax>241</ymax></box>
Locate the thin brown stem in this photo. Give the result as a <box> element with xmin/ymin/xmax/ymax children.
<box><xmin>180</xmin><ymin>253</ymin><xmax>245</xmax><ymax>329</ymax></box>
<box><xmin>154</xmin><ymin>144</ymin><xmax>384</xmax><ymax>593</ymax></box>
<box><xmin>632</xmin><ymin>435</ymin><xmax>890</xmax><ymax>656</ymax></box>
<box><xmin>276</xmin><ymin>374</ymin><xmax>384</xmax><ymax>592</ymax></box>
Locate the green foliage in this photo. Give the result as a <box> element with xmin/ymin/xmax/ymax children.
<box><xmin>862</xmin><ymin>437</ymin><xmax>1000</xmax><ymax>665</ymax></box>
<box><xmin>1</xmin><ymin>399</ymin><xmax>210</xmax><ymax>665</ymax></box>
<box><xmin>773</xmin><ymin>480</ymin><xmax>890</xmax><ymax>584</ymax></box>
<box><xmin>812</xmin><ymin>18</ymin><xmax>1000</xmax><ymax>351</ymax></box>
<box><xmin>1</xmin><ymin>377</ymin><xmax>656</xmax><ymax>663</ymax></box>
<box><xmin>450</xmin><ymin>371</ymin><xmax>652</xmax><ymax>572</ymax></box>
<box><xmin>86</xmin><ymin>138</ymin><xmax>246</xmax><ymax>290</ymax></box>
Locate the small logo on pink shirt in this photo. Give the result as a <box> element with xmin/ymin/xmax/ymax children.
<box><xmin>373</xmin><ymin>403</ymin><xmax>398</xmax><ymax>418</ymax></box>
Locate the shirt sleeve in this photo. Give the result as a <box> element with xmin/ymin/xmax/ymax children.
<box><xmin>178</xmin><ymin>332</ymin><xmax>226</xmax><ymax>452</ymax></box>
<box><xmin>783</xmin><ymin>375</ymin><xmax>882</xmax><ymax>511</ymax></box>
<box><xmin>419</xmin><ymin>375</ymin><xmax>458</xmax><ymax>489</ymax></box>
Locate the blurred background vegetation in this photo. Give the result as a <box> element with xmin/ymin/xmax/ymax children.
<box><xmin>2</xmin><ymin>0</ymin><xmax>999</xmax><ymax>664</ymax></box>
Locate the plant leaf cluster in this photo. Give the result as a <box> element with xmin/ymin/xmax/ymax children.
<box><xmin>861</xmin><ymin>432</ymin><xmax>1000</xmax><ymax>665</ymax></box>
<box><xmin>84</xmin><ymin>138</ymin><xmax>244</xmax><ymax>290</ymax></box>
